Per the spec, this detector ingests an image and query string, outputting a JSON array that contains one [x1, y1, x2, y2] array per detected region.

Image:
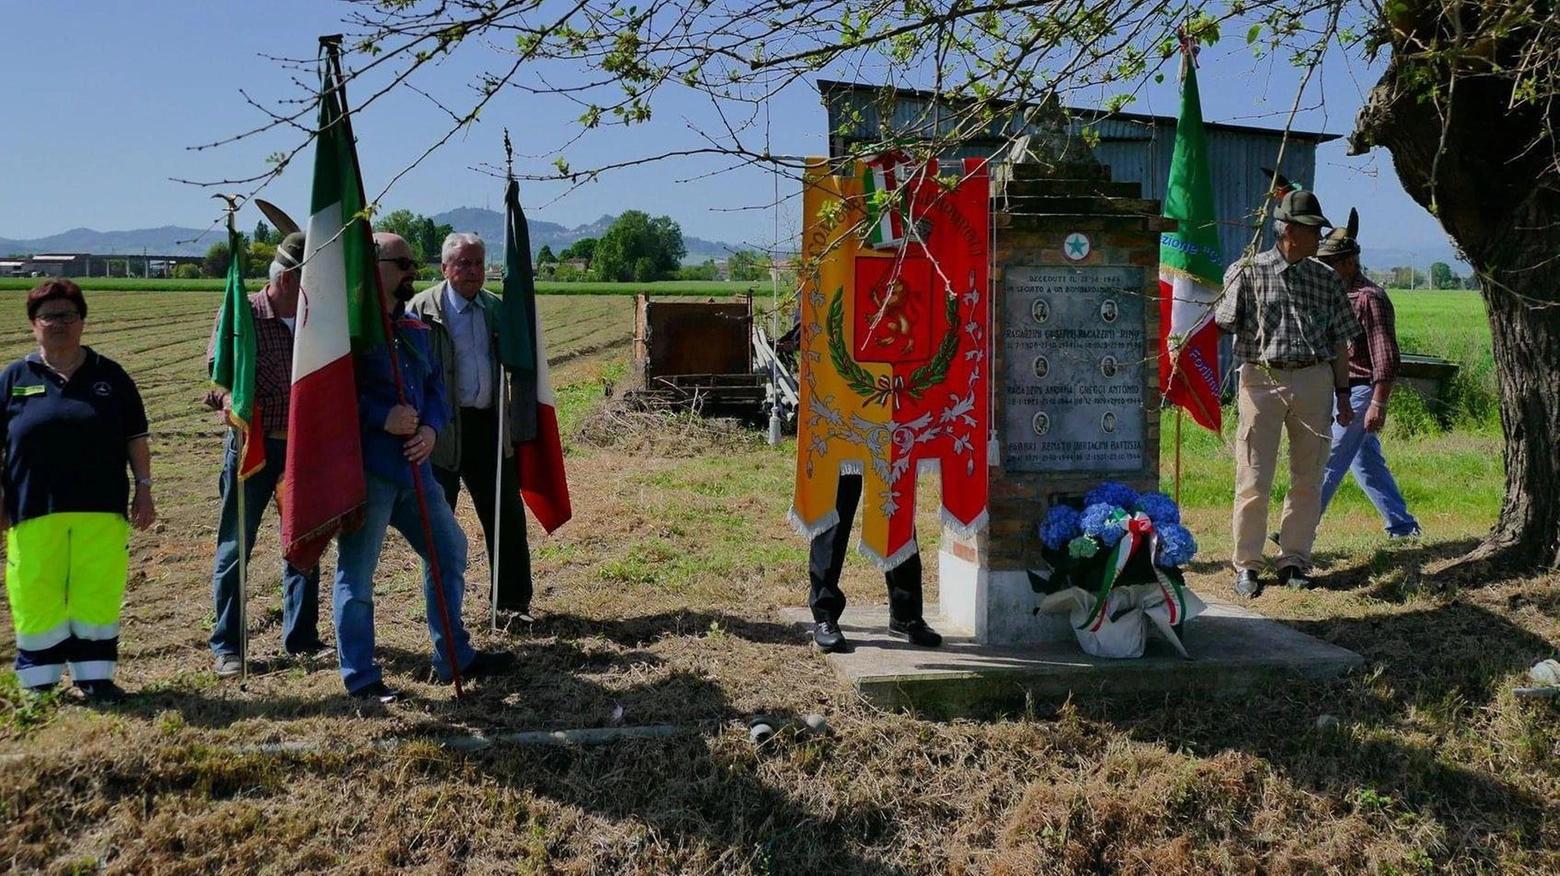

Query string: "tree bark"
[[1354, 45, 1560, 570]]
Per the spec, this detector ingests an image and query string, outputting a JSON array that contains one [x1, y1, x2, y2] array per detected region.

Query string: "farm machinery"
[[626, 293, 799, 432]]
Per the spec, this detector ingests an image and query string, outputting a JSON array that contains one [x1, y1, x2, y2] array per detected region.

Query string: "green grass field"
[[0, 288, 1554, 874]]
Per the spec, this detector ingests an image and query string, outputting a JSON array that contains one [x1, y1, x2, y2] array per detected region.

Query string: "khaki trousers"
[[1232, 363, 1335, 572]]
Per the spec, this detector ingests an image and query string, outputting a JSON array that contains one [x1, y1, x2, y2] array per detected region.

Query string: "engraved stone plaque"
[[1002, 264, 1146, 472]]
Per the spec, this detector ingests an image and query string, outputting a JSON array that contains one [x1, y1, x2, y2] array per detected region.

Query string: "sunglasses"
[[378, 257, 418, 271], [34, 311, 82, 325]]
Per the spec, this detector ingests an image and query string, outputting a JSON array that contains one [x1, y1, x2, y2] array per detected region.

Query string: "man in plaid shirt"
[[1316, 211, 1422, 538], [203, 233, 328, 676], [1214, 190, 1363, 598]]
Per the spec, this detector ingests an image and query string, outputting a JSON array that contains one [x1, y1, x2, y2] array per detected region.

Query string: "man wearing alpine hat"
[[1315, 209, 1422, 539], [1214, 189, 1363, 598]]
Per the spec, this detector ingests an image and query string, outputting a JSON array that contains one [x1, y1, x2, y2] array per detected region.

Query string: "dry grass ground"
[[0, 290, 1557, 875]]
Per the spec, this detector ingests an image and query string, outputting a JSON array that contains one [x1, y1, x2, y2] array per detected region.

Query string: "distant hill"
[[427, 207, 754, 263], [0, 225, 213, 257]]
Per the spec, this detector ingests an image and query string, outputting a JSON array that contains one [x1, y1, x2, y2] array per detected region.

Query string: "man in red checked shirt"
[[1316, 210, 1423, 538]]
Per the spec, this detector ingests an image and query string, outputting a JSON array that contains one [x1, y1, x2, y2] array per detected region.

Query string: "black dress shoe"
[[350, 681, 403, 704], [813, 620, 850, 653], [1278, 565, 1314, 590], [76, 680, 127, 705], [887, 618, 943, 648], [460, 650, 517, 681], [1234, 569, 1263, 598]]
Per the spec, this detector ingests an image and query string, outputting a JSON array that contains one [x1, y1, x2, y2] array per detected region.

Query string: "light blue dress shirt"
[[442, 282, 494, 410]]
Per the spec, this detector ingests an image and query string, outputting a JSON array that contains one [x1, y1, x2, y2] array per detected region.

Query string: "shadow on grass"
[[1064, 598, 1556, 864], [1311, 536, 1482, 598], [536, 609, 803, 647]]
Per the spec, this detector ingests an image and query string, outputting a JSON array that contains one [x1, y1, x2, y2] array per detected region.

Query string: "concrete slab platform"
[[782, 599, 1364, 717]]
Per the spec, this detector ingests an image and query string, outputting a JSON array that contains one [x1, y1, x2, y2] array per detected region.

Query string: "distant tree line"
[[200, 209, 788, 286], [1365, 261, 1479, 291]]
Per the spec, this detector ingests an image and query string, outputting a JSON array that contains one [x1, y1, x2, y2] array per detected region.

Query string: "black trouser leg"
[[885, 551, 924, 623], [458, 407, 534, 611], [432, 464, 462, 514], [808, 475, 864, 623], [807, 474, 924, 624]]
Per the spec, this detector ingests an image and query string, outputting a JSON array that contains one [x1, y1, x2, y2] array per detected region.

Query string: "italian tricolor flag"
[[861, 152, 914, 249], [499, 179, 571, 533], [210, 224, 266, 480], [281, 54, 375, 569], [1158, 50, 1224, 433]]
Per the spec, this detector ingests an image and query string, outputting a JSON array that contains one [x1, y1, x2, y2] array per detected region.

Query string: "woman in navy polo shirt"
[[0, 279, 155, 704]]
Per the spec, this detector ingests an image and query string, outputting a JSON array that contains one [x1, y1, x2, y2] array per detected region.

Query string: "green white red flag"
[[498, 179, 571, 532], [210, 224, 266, 479], [1158, 48, 1224, 433], [281, 49, 372, 569]]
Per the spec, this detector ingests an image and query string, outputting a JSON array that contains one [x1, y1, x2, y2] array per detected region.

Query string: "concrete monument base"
[[782, 599, 1363, 718]]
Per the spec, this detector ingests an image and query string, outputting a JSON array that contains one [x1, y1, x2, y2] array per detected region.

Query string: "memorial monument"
[[939, 134, 1174, 645]]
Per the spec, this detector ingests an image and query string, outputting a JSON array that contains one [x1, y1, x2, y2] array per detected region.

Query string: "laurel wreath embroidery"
[[826, 286, 960, 407]]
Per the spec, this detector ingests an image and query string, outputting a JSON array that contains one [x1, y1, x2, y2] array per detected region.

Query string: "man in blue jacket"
[[331, 232, 514, 703]]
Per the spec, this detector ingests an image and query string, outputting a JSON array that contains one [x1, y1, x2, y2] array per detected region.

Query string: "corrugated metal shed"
[[821, 79, 1338, 267]]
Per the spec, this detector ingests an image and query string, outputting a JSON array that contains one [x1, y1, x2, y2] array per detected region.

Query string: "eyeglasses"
[[34, 311, 81, 325], [378, 257, 418, 271], [447, 258, 483, 271]]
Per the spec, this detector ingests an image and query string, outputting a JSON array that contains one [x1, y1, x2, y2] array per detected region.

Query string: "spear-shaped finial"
[[503, 128, 515, 182]]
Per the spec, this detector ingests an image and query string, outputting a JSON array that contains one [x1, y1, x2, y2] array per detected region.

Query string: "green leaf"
[[1247, 24, 1261, 44]]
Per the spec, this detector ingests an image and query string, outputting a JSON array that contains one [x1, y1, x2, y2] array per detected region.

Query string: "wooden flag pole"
[[1174, 409, 1183, 506]]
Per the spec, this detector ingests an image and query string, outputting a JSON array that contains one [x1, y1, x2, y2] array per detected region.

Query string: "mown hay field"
[[1, 288, 1557, 875]]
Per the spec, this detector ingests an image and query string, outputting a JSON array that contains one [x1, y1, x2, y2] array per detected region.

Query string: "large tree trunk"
[[1353, 39, 1560, 570]]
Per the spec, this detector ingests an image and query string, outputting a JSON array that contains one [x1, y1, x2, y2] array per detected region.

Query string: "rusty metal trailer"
[[627, 293, 797, 425]]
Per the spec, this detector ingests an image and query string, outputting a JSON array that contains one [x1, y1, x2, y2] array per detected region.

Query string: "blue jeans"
[[333, 471, 476, 693], [210, 432, 322, 657], [1320, 385, 1421, 536]]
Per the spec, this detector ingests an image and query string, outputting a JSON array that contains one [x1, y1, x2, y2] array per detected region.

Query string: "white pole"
[[234, 428, 249, 682], [491, 369, 506, 633]]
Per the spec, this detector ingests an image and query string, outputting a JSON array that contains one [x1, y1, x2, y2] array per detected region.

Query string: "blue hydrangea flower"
[[1156, 523, 1198, 568], [1067, 535, 1100, 559], [1038, 505, 1082, 552], [1080, 503, 1126, 548], [1084, 481, 1139, 512], [1134, 492, 1181, 526]]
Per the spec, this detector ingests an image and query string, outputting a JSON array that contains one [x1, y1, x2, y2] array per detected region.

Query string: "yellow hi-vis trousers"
[[5, 512, 129, 688]]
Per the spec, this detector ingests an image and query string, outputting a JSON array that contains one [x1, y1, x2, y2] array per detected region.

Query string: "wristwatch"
[[135, 477, 154, 488]]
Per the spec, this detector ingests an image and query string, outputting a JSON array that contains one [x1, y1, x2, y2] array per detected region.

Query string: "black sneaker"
[[76, 680, 127, 705], [887, 618, 943, 648], [458, 650, 517, 682], [213, 654, 243, 678], [1234, 569, 1264, 599], [496, 608, 536, 626], [1268, 531, 1281, 548], [284, 642, 336, 662], [813, 620, 850, 653], [350, 681, 402, 704], [1278, 565, 1314, 590]]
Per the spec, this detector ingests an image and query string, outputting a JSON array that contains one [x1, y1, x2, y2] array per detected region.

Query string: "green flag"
[[210, 225, 263, 478], [308, 57, 385, 352], [1157, 52, 1224, 433], [497, 178, 537, 372]]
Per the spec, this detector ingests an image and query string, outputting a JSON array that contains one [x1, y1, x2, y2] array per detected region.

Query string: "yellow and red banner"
[[792, 156, 990, 568]]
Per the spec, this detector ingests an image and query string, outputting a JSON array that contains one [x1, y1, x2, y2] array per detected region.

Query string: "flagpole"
[[217, 196, 251, 685], [322, 37, 464, 698], [1174, 409, 1183, 507], [491, 370, 505, 633]]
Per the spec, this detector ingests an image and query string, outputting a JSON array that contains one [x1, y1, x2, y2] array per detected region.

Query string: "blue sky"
[[0, 1, 1450, 259]]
